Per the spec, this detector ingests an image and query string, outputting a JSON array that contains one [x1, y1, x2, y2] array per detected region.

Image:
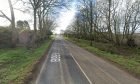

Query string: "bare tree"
[[29, 0, 42, 34], [65, 0, 140, 47], [0, 0, 17, 47]]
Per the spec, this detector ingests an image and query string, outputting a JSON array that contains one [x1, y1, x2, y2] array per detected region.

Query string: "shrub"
[[0, 26, 12, 48]]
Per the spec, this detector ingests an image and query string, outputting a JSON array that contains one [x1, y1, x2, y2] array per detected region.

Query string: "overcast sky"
[[0, 0, 32, 26], [55, 1, 77, 34]]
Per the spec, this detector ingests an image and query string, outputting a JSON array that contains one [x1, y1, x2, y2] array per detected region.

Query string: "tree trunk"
[[34, 9, 37, 34], [33, 8, 37, 47], [8, 0, 17, 47], [108, 0, 113, 42], [90, 1, 93, 46]]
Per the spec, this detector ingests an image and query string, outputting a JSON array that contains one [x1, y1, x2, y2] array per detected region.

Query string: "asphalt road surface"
[[35, 35, 140, 84]]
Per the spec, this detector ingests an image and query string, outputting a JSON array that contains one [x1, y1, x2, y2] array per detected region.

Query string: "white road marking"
[[51, 58, 60, 62], [68, 42, 121, 84], [35, 46, 52, 84], [70, 53, 93, 84], [35, 49, 61, 83], [50, 53, 61, 63]]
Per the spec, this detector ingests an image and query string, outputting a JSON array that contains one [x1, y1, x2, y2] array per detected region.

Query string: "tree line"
[[0, 0, 70, 48], [65, 0, 140, 47]]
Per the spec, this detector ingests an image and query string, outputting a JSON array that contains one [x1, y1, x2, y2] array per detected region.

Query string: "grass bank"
[[65, 37, 140, 78], [0, 39, 53, 84]]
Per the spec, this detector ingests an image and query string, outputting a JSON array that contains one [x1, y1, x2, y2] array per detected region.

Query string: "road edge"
[[25, 39, 54, 84]]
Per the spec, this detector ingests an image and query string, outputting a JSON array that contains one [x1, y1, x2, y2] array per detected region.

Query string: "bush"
[[127, 38, 136, 47], [0, 27, 12, 48]]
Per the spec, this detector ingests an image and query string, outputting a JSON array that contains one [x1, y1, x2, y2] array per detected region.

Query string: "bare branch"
[[0, 10, 12, 22]]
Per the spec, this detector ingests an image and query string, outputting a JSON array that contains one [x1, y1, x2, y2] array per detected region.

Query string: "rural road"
[[35, 35, 140, 84]]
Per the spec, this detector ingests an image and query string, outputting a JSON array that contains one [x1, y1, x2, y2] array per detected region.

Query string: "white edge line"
[[70, 53, 93, 84], [35, 45, 52, 84]]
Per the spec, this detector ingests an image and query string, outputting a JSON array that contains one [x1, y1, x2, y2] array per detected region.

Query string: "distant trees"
[[25, 0, 70, 46], [20, 0, 68, 47], [65, 0, 140, 47], [123, 0, 140, 46], [17, 20, 30, 29]]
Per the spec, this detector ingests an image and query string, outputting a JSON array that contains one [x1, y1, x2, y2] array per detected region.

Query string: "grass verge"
[[65, 37, 140, 78], [0, 39, 53, 84]]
